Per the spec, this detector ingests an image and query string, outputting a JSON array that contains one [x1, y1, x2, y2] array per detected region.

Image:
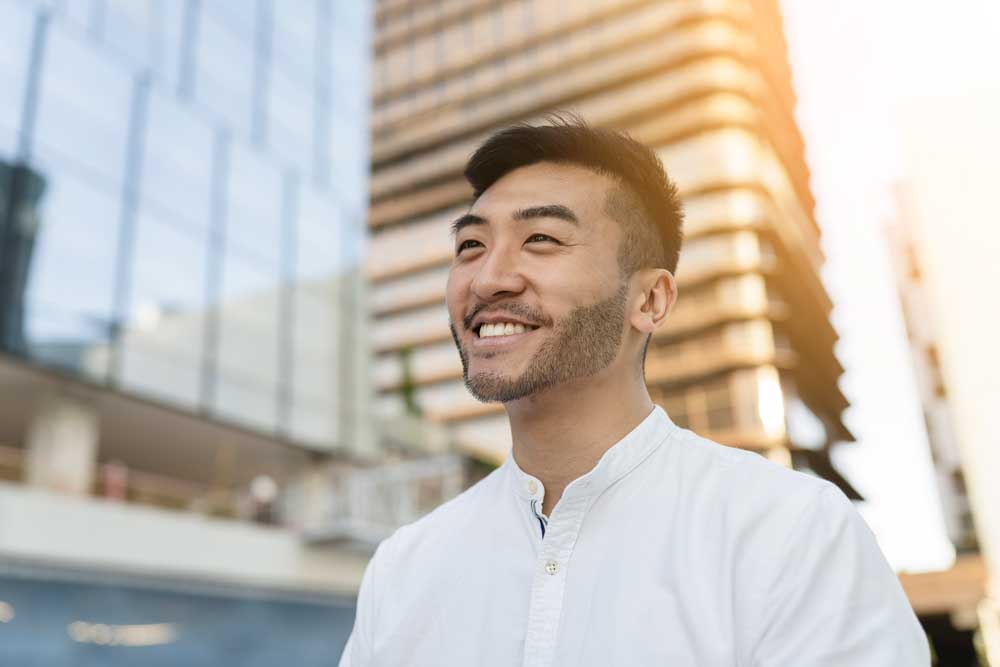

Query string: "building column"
[[24, 392, 99, 496]]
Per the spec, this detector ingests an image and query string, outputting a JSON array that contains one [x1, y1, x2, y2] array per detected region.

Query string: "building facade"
[[0, 1, 373, 663], [368, 0, 856, 494]]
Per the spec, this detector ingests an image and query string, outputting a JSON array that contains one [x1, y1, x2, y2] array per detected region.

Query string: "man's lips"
[[469, 326, 538, 349]]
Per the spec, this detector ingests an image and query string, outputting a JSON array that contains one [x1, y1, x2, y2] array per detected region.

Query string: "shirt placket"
[[521, 492, 591, 667]]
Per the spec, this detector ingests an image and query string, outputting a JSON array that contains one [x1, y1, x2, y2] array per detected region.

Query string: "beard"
[[449, 282, 629, 403]]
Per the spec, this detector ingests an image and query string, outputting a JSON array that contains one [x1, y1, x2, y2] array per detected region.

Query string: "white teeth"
[[479, 322, 532, 338]]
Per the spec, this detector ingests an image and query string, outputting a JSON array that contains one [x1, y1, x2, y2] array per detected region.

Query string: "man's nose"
[[470, 246, 526, 301]]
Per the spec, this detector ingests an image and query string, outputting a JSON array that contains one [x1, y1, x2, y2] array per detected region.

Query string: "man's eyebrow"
[[450, 205, 578, 237], [512, 204, 579, 225], [450, 213, 487, 236]]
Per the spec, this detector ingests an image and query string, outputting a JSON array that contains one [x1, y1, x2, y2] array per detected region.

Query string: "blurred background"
[[0, 0, 996, 664]]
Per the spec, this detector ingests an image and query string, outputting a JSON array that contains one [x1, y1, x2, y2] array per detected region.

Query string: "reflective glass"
[[288, 185, 341, 445], [194, 6, 253, 138], [273, 1, 316, 78], [214, 253, 281, 432], [32, 27, 132, 190], [118, 209, 209, 408], [51, 0, 96, 31], [0, 1, 32, 159], [22, 168, 121, 381], [268, 65, 312, 168], [104, 0, 157, 68], [142, 90, 214, 231], [226, 142, 283, 268]]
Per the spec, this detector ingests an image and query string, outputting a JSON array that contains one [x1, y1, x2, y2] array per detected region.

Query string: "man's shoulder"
[[663, 426, 843, 524]]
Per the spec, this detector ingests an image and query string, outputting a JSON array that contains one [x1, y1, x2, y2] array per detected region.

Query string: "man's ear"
[[629, 269, 677, 335]]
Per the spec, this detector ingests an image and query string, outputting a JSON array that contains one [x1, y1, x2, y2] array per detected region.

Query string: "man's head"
[[446, 117, 683, 404]]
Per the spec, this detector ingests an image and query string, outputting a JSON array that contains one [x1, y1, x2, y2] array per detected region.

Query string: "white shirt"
[[339, 407, 928, 666]]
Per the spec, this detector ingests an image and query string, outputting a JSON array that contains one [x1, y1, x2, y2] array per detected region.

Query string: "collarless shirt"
[[339, 407, 928, 666]]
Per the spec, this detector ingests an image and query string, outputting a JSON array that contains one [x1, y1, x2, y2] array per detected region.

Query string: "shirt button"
[[527, 480, 538, 495], [544, 559, 559, 575]]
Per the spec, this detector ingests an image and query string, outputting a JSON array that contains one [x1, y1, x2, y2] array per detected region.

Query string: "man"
[[340, 119, 928, 666]]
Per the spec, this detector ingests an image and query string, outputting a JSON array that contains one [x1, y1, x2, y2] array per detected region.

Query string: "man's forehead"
[[469, 162, 614, 216]]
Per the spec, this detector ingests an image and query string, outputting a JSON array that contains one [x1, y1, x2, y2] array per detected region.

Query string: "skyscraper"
[[368, 0, 856, 495]]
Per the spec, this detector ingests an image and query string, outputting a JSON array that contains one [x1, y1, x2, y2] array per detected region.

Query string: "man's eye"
[[526, 234, 557, 244], [456, 239, 483, 253]]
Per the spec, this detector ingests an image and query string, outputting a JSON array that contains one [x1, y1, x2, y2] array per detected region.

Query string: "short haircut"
[[464, 114, 684, 275]]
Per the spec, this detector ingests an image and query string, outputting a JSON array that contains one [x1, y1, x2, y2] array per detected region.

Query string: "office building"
[[368, 0, 857, 495], [890, 93, 1000, 665], [0, 1, 374, 663]]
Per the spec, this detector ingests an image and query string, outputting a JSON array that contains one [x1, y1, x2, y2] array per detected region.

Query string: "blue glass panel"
[[51, 0, 96, 31], [104, 0, 156, 68], [268, 66, 312, 168], [141, 90, 214, 231], [272, 1, 316, 82], [194, 5, 254, 138], [295, 186, 340, 281], [21, 169, 121, 381], [32, 26, 132, 190], [0, 1, 33, 159], [225, 143, 282, 268], [288, 185, 340, 446], [214, 252, 281, 432], [117, 209, 208, 408]]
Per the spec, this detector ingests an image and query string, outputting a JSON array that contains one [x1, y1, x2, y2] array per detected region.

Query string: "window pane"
[[33, 26, 132, 190], [118, 211, 209, 408], [226, 143, 283, 268], [268, 66, 312, 167], [105, 0, 157, 68], [22, 169, 121, 381], [214, 254, 280, 432], [194, 6, 254, 137], [0, 1, 33, 159], [142, 90, 214, 231]]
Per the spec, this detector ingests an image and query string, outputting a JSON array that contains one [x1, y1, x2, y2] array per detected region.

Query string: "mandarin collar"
[[507, 405, 677, 503]]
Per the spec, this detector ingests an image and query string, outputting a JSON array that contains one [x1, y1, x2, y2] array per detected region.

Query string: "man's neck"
[[506, 371, 654, 517]]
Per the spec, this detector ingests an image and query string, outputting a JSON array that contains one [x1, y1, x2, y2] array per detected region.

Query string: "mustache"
[[462, 302, 552, 331]]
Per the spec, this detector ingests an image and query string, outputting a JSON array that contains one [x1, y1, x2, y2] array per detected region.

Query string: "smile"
[[471, 321, 540, 348]]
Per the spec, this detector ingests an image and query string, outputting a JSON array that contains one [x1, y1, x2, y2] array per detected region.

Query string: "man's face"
[[446, 162, 632, 403]]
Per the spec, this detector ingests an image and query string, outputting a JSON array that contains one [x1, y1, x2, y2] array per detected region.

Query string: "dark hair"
[[464, 114, 684, 275]]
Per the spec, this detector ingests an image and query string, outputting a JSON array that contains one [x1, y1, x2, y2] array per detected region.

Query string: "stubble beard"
[[449, 282, 630, 403]]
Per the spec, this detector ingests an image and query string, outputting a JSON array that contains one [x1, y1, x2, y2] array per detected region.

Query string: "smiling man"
[[339, 119, 928, 666]]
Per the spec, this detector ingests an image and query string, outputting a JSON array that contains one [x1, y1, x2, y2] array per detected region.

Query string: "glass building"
[[0, 0, 371, 450], [0, 1, 373, 663]]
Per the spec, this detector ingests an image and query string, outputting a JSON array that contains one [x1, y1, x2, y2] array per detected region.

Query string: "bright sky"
[[778, 0, 1000, 572]]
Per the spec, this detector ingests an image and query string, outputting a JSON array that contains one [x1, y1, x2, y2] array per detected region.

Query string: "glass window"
[[32, 26, 132, 191], [273, 1, 316, 81], [295, 187, 340, 282], [22, 169, 122, 381], [104, 0, 156, 68], [154, 0, 186, 91], [117, 210, 209, 408], [226, 143, 283, 268], [213, 252, 281, 432], [268, 66, 312, 168], [141, 90, 214, 231], [288, 185, 341, 446], [0, 1, 33, 159], [52, 0, 96, 32], [194, 6, 254, 137]]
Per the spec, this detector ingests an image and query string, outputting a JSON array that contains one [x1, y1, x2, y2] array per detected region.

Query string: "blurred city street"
[[0, 0, 997, 664]]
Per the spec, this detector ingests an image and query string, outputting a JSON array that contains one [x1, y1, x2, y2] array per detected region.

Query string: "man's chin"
[[465, 370, 540, 404]]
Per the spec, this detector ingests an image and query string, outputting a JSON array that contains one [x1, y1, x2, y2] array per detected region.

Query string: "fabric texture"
[[339, 406, 929, 666]]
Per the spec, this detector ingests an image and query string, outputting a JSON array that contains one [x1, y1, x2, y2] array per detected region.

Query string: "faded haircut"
[[463, 114, 684, 276]]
